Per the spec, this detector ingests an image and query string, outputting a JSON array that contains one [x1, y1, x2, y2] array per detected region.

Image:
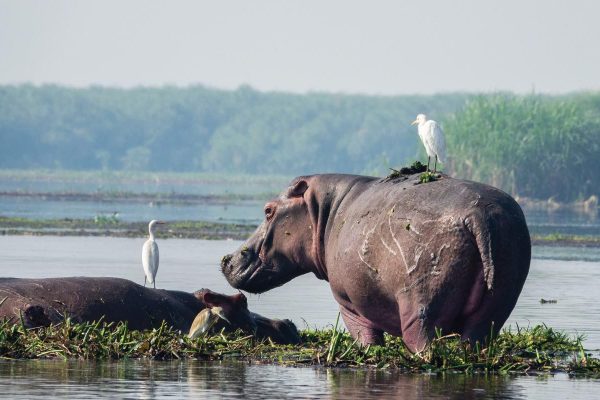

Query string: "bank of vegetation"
[[1, 85, 599, 202], [445, 94, 600, 202], [0, 317, 597, 376]]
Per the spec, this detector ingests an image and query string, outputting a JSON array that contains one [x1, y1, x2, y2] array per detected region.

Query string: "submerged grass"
[[1, 318, 598, 376]]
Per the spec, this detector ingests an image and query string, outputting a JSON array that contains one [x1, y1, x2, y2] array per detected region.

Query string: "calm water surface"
[[1, 236, 600, 398], [0, 359, 598, 399], [0, 195, 264, 224]]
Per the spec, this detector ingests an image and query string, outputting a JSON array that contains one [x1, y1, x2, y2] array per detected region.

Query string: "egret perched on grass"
[[188, 307, 231, 339], [142, 220, 166, 289], [411, 114, 447, 173]]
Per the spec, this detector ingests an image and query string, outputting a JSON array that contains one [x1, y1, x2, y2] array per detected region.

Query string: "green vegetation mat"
[[0, 317, 598, 376], [0, 216, 257, 240]]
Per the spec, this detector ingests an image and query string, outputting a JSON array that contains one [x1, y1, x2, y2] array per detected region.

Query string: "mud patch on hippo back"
[[357, 225, 379, 274], [356, 206, 466, 292]]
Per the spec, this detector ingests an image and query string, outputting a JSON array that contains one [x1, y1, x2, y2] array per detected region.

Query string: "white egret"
[[411, 114, 447, 173], [188, 307, 231, 339], [142, 219, 166, 289]]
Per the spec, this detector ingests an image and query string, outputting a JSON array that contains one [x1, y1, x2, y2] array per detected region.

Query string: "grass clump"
[[1, 318, 599, 376], [94, 212, 120, 225], [387, 161, 428, 180], [419, 171, 439, 184]]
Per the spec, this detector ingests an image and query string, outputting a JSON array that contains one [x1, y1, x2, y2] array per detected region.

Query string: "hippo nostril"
[[221, 254, 233, 269]]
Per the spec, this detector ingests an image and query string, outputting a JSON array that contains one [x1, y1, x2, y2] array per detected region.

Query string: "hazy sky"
[[1, 0, 598, 94]]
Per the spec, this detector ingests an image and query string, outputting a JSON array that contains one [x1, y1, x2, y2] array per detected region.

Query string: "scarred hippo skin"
[[0, 277, 300, 344], [221, 173, 531, 352]]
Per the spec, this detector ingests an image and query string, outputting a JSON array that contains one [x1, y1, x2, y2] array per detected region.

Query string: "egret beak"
[[156, 221, 166, 225], [411, 119, 419, 126], [212, 306, 231, 324]]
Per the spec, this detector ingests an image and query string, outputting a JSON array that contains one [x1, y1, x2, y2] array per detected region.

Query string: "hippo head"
[[221, 178, 317, 293], [194, 289, 257, 332]]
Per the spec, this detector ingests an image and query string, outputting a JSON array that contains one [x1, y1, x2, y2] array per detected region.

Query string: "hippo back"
[[0, 277, 203, 330]]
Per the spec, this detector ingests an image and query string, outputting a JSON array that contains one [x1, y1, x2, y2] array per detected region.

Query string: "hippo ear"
[[233, 292, 248, 309], [203, 292, 226, 308], [287, 180, 308, 198]]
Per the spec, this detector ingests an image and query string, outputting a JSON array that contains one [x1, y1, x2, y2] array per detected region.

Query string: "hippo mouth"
[[222, 252, 286, 294], [222, 252, 264, 290]]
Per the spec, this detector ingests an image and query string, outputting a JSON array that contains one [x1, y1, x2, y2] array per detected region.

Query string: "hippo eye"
[[264, 205, 275, 220]]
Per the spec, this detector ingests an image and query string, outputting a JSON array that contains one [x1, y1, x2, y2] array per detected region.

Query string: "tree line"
[[0, 84, 466, 175], [1, 84, 598, 200]]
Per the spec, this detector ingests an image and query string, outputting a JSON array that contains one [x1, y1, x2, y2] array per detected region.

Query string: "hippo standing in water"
[[0, 277, 300, 344], [221, 173, 531, 352]]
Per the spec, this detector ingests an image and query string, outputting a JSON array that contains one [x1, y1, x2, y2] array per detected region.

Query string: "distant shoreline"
[[1, 216, 599, 247], [0, 216, 256, 240], [0, 168, 597, 214], [0, 190, 273, 204]]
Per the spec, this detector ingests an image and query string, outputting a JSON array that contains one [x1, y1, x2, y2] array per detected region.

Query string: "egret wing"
[[142, 240, 159, 283], [418, 124, 434, 157], [429, 121, 447, 164]]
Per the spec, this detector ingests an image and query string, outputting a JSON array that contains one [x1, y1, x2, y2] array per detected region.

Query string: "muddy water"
[[1, 235, 599, 398]]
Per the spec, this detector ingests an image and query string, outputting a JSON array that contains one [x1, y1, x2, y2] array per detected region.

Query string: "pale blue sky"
[[0, 0, 598, 94]]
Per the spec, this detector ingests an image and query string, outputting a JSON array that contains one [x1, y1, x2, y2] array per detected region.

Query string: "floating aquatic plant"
[[0, 318, 598, 376]]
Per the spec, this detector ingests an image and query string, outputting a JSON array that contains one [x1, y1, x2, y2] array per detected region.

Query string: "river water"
[[2, 176, 599, 236], [0, 359, 597, 399], [1, 236, 600, 398]]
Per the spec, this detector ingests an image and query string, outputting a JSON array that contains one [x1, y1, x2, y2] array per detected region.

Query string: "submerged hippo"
[[0, 277, 300, 344], [222, 173, 531, 351]]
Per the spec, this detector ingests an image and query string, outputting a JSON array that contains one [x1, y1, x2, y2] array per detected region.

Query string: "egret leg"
[[144, 276, 146, 287], [433, 156, 438, 173], [427, 156, 431, 172], [153, 281, 156, 289]]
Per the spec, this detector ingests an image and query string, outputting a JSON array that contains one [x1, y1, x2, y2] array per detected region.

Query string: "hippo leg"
[[399, 313, 430, 353], [460, 290, 517, 345], [340, 307, 384, 345]]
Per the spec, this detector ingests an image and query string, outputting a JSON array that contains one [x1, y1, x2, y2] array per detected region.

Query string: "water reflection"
[[2, 359, 598, 399], [325, 369, 524, 399]]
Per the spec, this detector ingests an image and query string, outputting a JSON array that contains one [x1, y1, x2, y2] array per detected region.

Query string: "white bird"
[[188, 306, 231, 339], [142, 219, 166, 289], [411, 114, 447, 173]]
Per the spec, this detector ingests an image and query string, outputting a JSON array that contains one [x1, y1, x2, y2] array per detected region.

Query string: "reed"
[[446, 94, 600, 202]]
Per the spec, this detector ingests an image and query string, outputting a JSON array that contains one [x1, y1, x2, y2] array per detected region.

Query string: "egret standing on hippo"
[[412, 113, 446, 173], [142, 219, 166, 288], [221, 169, 530, 352]]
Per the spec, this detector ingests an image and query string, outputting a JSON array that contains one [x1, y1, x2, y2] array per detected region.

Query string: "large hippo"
[[0, 277, 300, 344], [221, 173, 531, 352]]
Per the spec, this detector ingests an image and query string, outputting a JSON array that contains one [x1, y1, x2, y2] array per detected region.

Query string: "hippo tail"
[[466, 210, 496, 291], [465, 200, 531, 292]]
